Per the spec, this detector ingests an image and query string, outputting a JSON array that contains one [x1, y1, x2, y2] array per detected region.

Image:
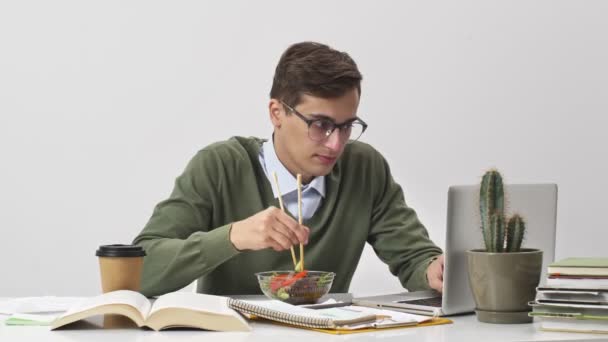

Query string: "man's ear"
[[268, 99, 283, 128]]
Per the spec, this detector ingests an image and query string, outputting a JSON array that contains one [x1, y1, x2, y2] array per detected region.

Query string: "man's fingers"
[[434, 256, 445, 290], [426, 256, 444, 293], [270, 219, 300, 246], [269, 240, 284, 252], [274, 210, 310, 244], [266, 227, 293, 250], [430, 270, 443, 292], [298, 225, 310, 244], [271, 214, 301, 245]]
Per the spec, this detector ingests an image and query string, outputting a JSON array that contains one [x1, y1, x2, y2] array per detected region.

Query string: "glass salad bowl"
[[255, 270, 335, 305]]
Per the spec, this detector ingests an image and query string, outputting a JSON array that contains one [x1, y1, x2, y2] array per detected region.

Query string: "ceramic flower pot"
[[466, 248, 542, 323]]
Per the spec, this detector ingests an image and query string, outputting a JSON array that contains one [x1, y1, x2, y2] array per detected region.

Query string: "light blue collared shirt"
[[259, 138, 325, 220]]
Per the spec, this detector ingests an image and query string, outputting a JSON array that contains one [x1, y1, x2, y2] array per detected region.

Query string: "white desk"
[[1, 312, 606, 341]]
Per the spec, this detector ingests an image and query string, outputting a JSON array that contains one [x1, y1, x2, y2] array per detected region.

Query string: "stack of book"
[[530, 257, 608, 334]]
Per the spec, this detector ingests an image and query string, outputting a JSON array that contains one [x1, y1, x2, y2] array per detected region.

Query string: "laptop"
[[352, 184, 558, 316]]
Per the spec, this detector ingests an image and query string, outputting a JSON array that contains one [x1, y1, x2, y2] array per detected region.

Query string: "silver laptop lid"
[[442, 184, 558, 315]]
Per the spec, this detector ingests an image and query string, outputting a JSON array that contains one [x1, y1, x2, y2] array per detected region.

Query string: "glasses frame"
[[280, 101, 368, 143]]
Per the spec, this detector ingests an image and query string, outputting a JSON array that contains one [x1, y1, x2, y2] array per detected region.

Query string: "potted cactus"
[[466, 170, 543, 324]]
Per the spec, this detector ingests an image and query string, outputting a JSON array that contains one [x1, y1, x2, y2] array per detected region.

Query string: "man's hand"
[[426, 254, 444, 293], [229, 207, 310, 251]]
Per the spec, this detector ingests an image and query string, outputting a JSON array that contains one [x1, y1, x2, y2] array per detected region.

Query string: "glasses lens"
[[347, 122, 364, 142], [308, 120, 334, 141], [308, 120, 366, 143]]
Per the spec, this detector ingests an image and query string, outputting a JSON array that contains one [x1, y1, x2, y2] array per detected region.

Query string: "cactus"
[[489, 212, 505, 252], [479, 170, 526, 252], [480, 170, 504, 251], [506, 214, 526, 252]]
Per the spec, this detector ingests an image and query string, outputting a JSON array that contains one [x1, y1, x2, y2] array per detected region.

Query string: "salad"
[[257, 271, 335, 303]]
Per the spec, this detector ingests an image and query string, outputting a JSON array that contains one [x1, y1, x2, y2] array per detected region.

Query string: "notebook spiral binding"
[[227, 298, 336, 329]]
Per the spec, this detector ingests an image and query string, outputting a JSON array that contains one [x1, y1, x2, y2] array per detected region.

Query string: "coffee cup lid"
[[96, 244, 146, 257]]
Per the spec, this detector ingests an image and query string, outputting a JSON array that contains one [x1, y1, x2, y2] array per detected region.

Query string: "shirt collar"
[[262, 137, 326, 198]]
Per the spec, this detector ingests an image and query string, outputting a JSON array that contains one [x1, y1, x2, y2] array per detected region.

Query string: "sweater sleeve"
[[367, 152, 443, 291], [132, 149, 240, 297]]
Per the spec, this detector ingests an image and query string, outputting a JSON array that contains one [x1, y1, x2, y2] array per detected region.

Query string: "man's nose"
[[324, 129, 344, 152]]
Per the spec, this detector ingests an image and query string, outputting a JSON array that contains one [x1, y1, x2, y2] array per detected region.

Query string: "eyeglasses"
[[280, 101, 368, 143]]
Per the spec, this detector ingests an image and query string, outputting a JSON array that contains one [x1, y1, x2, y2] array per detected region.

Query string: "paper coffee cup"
[[96, 244, 146, 293]]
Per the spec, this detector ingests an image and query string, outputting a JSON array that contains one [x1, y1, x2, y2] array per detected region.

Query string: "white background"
[[1, 0, 606, 296]]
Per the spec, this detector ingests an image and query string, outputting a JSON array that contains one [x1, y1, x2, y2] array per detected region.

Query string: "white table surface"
[[2, 295, 607, 342], [2, 311, 608, 341]]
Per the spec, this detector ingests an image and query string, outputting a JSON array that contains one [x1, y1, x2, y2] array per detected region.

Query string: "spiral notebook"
[[227, 298, 448, 331]]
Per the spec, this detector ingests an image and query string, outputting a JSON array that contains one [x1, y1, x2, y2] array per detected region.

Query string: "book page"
[[551, 257, 608, 268], [150, 292, 235, 317], [340, 306, 433, 328], [533, 301, 608, 310], [145, 293, 250, 331], [5, 313, 60, 326], [0, 296, 84, 314], [61, 290, 151, 319], [300, 306, 434, 331], [541, 317, 608, 332]]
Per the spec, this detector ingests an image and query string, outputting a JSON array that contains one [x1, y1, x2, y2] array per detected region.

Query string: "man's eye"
[[313, 120, 334, 131]]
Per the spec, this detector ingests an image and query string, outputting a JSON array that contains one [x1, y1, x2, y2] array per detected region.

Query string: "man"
[[133, 41, 444, 297]]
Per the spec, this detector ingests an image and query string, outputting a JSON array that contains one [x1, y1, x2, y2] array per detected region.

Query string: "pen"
[[303, 301, 353, 310]]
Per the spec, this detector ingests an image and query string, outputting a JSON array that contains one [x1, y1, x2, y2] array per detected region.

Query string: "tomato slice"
[[270, 274, 289, 292], [279, 270, 308, 288]]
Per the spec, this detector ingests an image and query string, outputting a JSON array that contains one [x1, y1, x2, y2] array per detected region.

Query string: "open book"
[[50, 290, 251, 331]]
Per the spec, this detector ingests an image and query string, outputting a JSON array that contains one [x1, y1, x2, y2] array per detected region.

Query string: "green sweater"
[[133, 136, 442, 297]]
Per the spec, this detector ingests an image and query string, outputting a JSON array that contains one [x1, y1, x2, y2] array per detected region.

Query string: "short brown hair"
[[270, 42, 362, 107]]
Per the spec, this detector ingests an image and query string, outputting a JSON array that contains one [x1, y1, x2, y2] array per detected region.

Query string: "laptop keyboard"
[[398, 296, 443, 307]]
